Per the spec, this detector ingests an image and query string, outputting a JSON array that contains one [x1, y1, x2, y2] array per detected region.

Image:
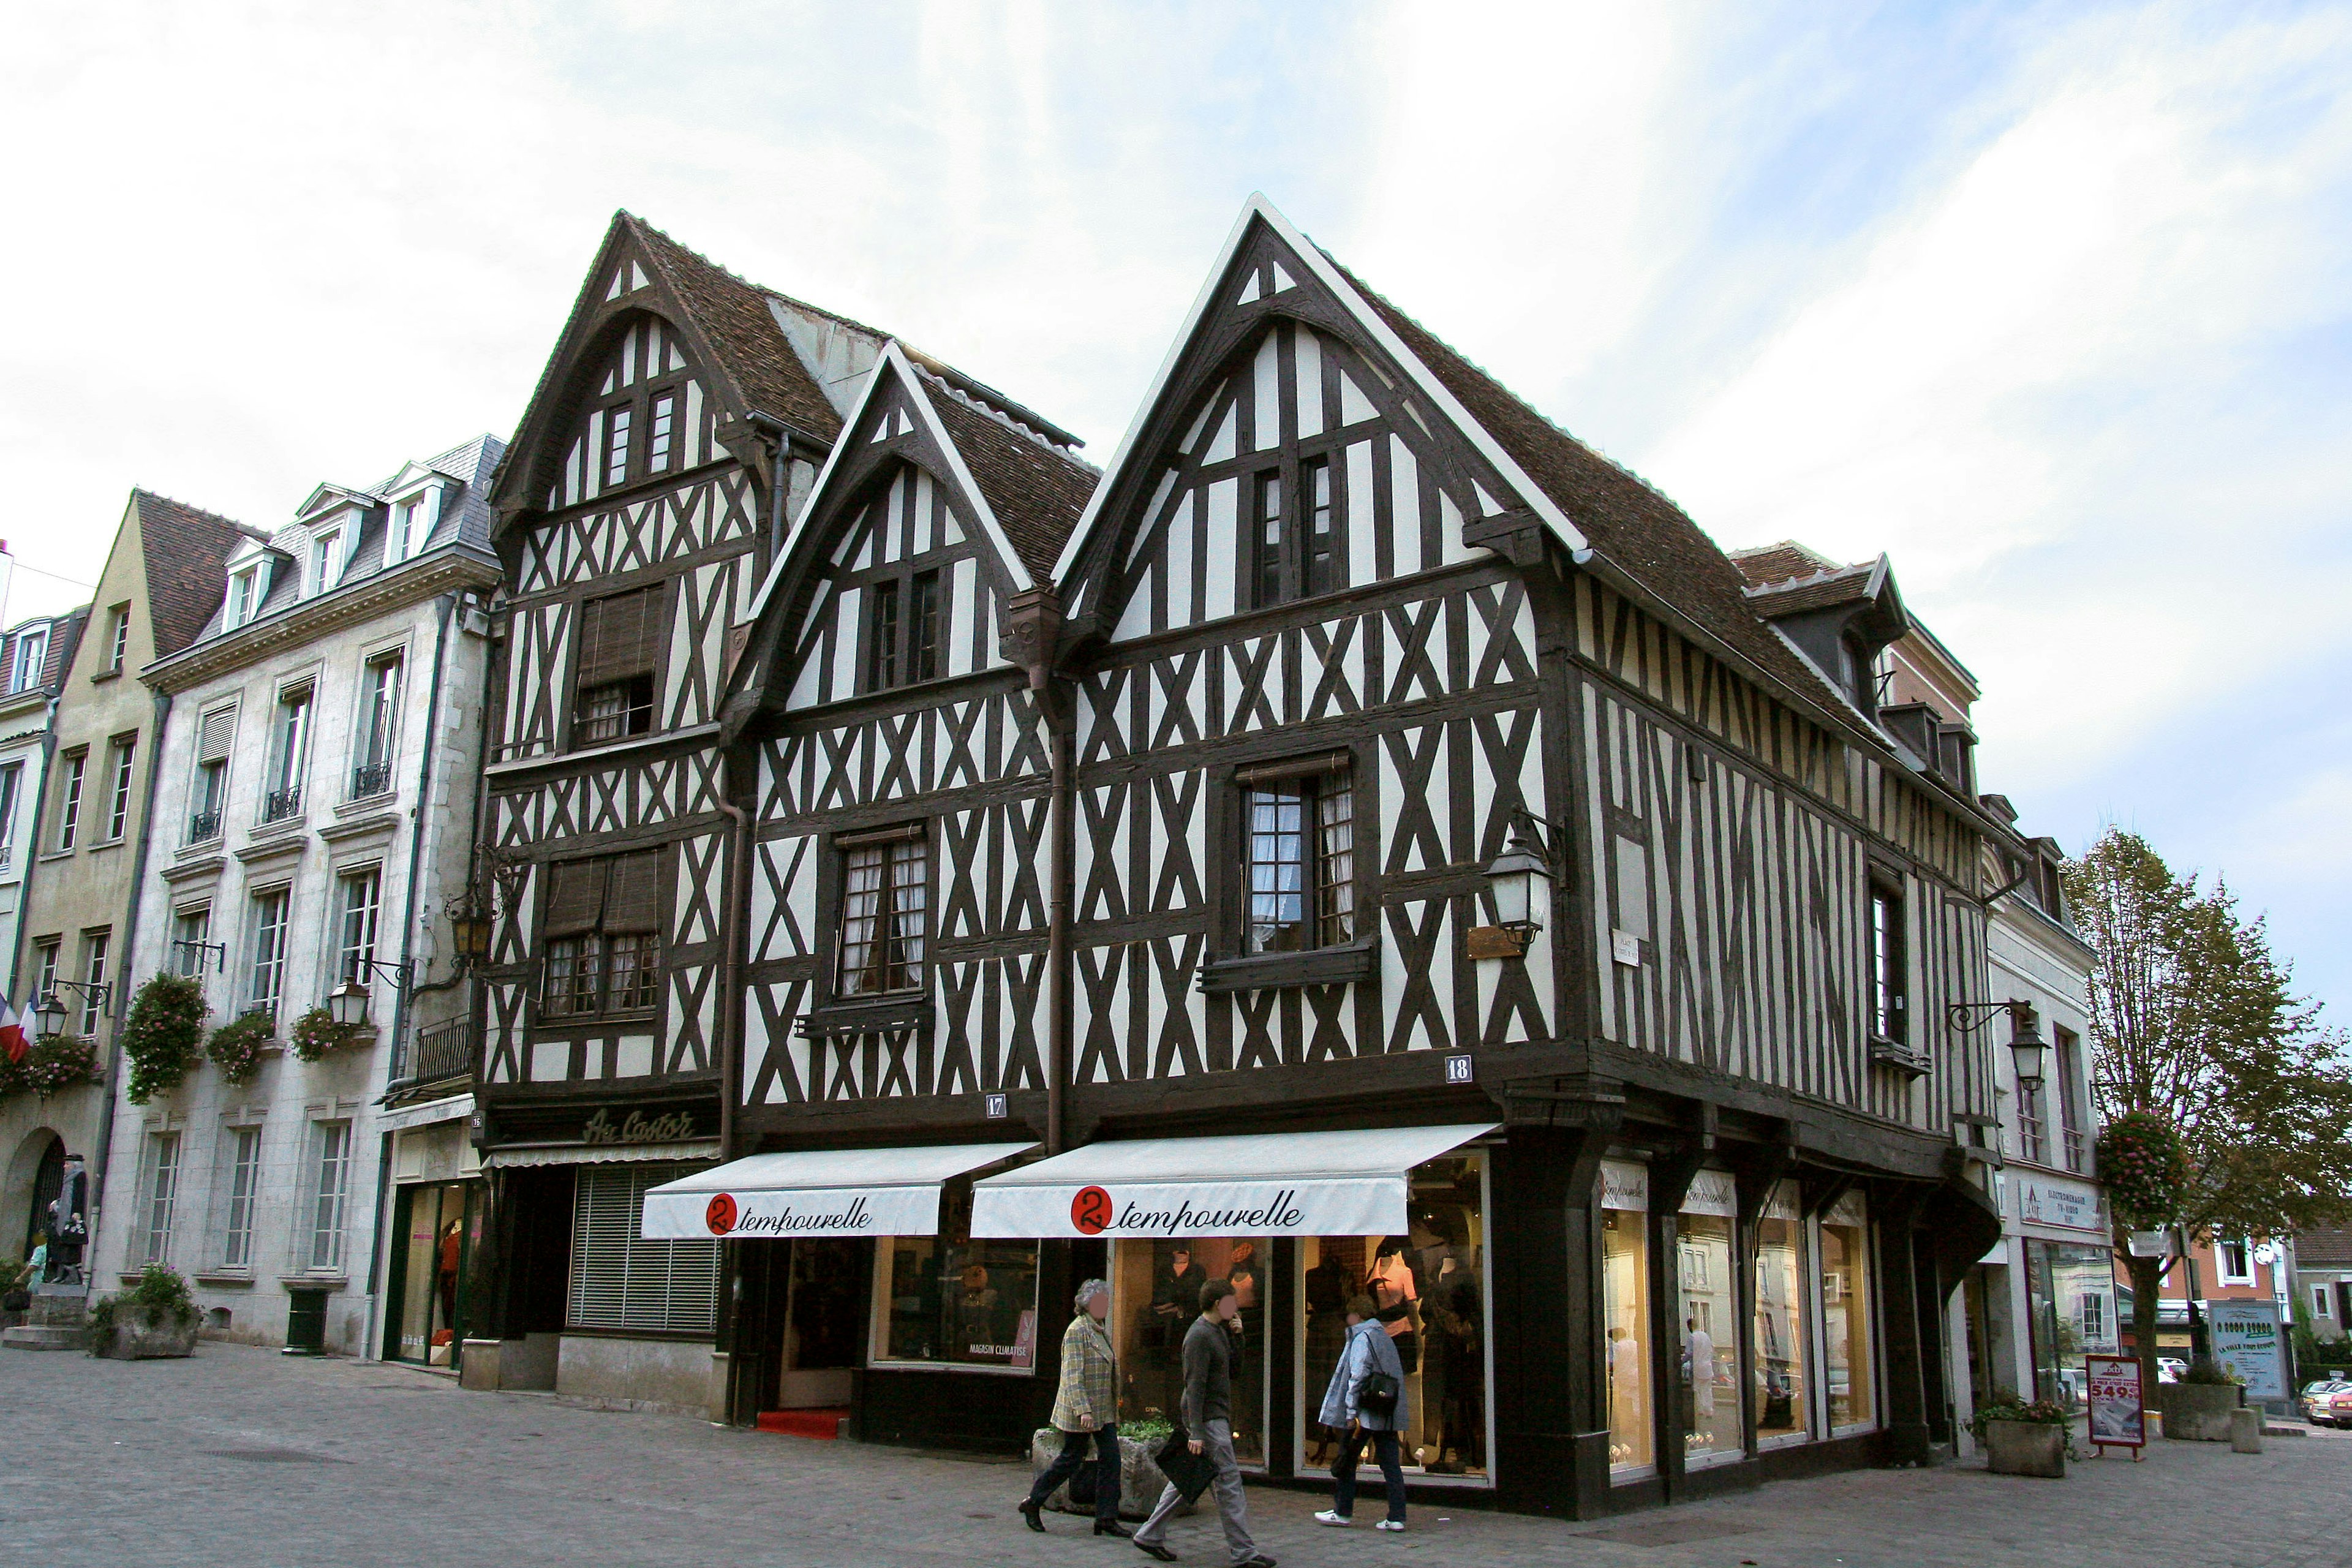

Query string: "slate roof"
[[918, 369, 1098, 584], [1728, 540, 1845, 589], [2299, 1227, 2352, 1271], [0, 606, 88, 696], [1332, 261, 1856, 726], [629, 218, 848, 444], [131, 491, 258, 657]]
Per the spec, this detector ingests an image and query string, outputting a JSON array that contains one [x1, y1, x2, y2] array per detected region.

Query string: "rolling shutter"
[[567, 1163, 719, 1333], [543, 859, 607, 938], [576, 585, 665, 687], [604, 850, 663, 933], [197, 707, 238, 762]]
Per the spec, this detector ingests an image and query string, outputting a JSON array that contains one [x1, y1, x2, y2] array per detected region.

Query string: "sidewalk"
[[1, 1344, 2342, 1567]]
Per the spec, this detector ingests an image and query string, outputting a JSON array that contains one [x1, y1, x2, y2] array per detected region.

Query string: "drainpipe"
[[1009, 587, 1070, 1156], [715, 794, 750, 1163], [88, 687, 173, 1254]]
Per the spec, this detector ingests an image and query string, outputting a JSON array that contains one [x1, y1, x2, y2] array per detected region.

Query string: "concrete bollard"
[[2230, 1406, 2263, 1453]]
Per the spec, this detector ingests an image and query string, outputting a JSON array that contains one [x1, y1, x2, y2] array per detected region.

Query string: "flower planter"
[[1983, 1418, 2065, 1477], [1030, 1430, 1194, 1521], [97, 1307, 198, 1360], [2161, 1382, 2242, 1442]]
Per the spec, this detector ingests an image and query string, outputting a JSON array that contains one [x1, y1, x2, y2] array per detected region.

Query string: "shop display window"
[[393, 1181, 474, 1365], [1112, 1235, 1271, 1464], [1296, 1151, 1488, 1480], [1677, 1171, 1740, 1466], [1819, 1192, 1875, 1433], [1600, 1159, 1653, 1480], [2026, 1239, 2114, 1409], [1751, 1181, 1811, 1447], [870, 1179, 1039, 1371]]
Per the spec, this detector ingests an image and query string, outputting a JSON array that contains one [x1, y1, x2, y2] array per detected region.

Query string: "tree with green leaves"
[[2068, 827, 2352, 1387]]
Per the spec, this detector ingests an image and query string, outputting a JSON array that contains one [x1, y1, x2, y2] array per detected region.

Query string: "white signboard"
[[1680, 1169, 1738, 1219], [2210, 1299, 2286, 1401], [1599, 1159, 1648, 1213], [643, 1183, 937, 1240], [2086, 1354, 2144, 1450], [2014, 1174, 2104, 1235]]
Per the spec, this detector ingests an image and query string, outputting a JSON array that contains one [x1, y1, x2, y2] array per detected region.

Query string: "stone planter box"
[[2162, 1382, 2243, 1442], [1983, 1419, 2065, 1477], [96, 1308, 198, 1360], [1030, 1430, 1195, 1521]]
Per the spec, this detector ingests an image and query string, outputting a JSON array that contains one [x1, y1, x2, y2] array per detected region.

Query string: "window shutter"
[[543, 859, 608, 938], [567, 1163, 718, 1335], [197, 708, 237, 762], [604, 850, 663, 933], [576, 586, 663, 687]]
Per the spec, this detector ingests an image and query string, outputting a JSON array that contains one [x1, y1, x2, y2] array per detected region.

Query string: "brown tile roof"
[[2299, 1227, 2352, 1270], [1744, 567, 1877, 619], [1332, 261, 1848, 721], [627, 216, 846, 444], [1729, 540, 1847, 589], [919, 371, 1098, 584], [130, 491, 253, 657]]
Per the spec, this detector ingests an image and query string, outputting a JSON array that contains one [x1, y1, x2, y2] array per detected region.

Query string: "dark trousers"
[[1029, 1425, 1121, 1521], [1333, 1427, 1405, 1522]]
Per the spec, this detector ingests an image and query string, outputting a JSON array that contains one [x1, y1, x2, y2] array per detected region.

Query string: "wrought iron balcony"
[[2015, 1112, 2049, 1166], [395, 1017, 475, 1085], [350, 761, 394, 800], [187, 810, 222, 843], [260, 786, 302, 824], [2062, 1127, 2087, 1174]]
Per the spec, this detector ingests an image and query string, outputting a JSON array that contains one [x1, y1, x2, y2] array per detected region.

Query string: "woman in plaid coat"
[[1019, 1278, 1129, 1538]]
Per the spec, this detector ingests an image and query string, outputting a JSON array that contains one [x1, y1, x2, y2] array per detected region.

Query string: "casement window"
[[1251, 456, 1341, 608], [312, 529, 344, 594], [10, 626, 49, 692], [865, 569, 943, 693], [2216, 1238, 2255, 1286], [0, 760, 20, 867], [336, 868, 381, 986], [264, 684, 312, 821], [2315, 1285, 2334, 1320], [2079, 1291, 2106, 1343], [605, 402, 633, 489], [105, 603, 130, 672], [33, 940, 59, 1009], [541, 850, 664, 1019], [190, 706, 235, 842], [305, 1121, 352, 1272], [77, 930, 108, 1035], [172, 906, 211, 978], [141, 1131, 181, 1265], [227, 568, 259, 628], [248, 888, 290, 1019], [55, 750, 86, 850], [567, 1162, 719, 1333], [389, 496, 421, 562], [1869, 880, 1907, 1043], [572, 585, 663, 747], [835, 825, 927, 997], [2053, 1027, 2086, 1171], [1239, 755, 1355, 953], [221, 1124, 261, 1268], [104, 732, 137, 840], [352, 653, 402, 798], [647, 389, 678, 475]]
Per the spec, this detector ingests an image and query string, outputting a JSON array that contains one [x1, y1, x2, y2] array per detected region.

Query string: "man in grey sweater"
[[1133, 1278, 1275, 1567]]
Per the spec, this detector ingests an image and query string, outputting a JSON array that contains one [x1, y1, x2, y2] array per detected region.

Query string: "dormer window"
[[312, 530, 344, 593], [390, 497, 420, 563], [228, 568, 260, 628], [9, 627, 46, 692]]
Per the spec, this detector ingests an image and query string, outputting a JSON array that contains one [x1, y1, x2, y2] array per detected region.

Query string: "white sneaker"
[[1313, 1510, 1352, 1527], [1376, 1520, 1406, 1532]]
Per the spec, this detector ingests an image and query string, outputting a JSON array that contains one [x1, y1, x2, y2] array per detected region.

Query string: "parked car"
[[2324, 1388, 2352, 1428], [2298, 1379, 2351, 1425], [2157, 1357, 2188, 1384]]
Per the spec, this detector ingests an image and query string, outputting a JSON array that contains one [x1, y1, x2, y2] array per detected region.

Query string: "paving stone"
[[0, 1344, 2344, 1567]]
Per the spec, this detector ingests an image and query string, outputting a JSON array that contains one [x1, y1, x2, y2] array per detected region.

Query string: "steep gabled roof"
[[918, 370, 1096, 584], [130, 491, 254, 658], [628, 218, 846, 443]]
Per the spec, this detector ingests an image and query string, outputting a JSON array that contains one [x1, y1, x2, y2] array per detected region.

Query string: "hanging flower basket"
[[287, 1006, 372, 1063], [122, 974, 208, 1104], [206, 1012, 277, 1085], [0, 1036, 102, 1103]]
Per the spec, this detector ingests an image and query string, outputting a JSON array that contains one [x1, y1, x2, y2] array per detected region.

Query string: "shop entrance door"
[[388, 1182, 474, 1366], [778, 1237, 863, 1408]]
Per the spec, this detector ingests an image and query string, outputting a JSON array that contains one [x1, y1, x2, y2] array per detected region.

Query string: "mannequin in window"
[[1146, 1243, 1205, 1416], [1303, 1248, 1354, 1464], [1227, 1241, 1264, 1452], [956, 1263, 1003, 1354], [1427, 1246, 1483, 1472], [1368, 1237, 1419, 1371]]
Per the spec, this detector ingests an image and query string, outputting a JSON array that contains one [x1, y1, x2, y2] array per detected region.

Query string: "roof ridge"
[[1743, 562, 1872, 597], [132, 488, 247, 530], [909, 363, 1098, 473]]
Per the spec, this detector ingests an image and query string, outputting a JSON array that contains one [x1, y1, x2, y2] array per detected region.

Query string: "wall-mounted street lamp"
[[32, 981, 111, 1040], [1949, 998, 2045, 1090], [1469, 808, 1570, 960], [326, 960, 412, 1030]]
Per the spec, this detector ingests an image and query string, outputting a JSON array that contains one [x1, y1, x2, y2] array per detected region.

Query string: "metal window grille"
[[250, 891, 289, 1017], [836, 835, 927, 995], [309, 1122, 350, 1272], [143, 1133, 179, 1265], [223, 1126, 260, 1268], [567, 1163, 719, 1333]]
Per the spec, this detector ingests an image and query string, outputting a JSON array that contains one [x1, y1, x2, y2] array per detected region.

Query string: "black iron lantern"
[[326, 978, 372, 1029]]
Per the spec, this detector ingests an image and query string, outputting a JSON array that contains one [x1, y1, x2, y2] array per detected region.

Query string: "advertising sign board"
[[2209, 1299, 2286, 1401], [2086, 1354, 2144, 1453]]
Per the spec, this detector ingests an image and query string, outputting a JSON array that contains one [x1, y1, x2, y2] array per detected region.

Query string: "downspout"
[[89, 688, 173, 1246], [1046, 702, 1071, 1155]]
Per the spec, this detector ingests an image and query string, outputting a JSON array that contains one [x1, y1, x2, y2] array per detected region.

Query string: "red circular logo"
[[1070, 1186, 1114, 1236], [705, 1193, 739, 1235]]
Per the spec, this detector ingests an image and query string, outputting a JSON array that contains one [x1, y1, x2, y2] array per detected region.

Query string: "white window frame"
[[335, 865, 381, 988], [2216, 1238, 2256, 1286], [12, 627, 48, 692], [221, 1123, 262, 1270], [2314, 1284, 2333, 1319], [106, 604, 130, 672], [104, 733, 137, 841], [172, 905, 212, 979], [357, 651, 405, 779], [304, 1120, 353, 1273], [271, 682, 314, 800], [141, 1131, 181, 1266], [55, 750, 86, 850], [312, 529, 344, 594], [78, 930, 109, 1035], [227, 567, 260, 628], [249, 888, 291, 1019]]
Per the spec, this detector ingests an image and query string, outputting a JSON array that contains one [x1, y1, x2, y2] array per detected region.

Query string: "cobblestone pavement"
[[1, 1345, 2345, 1568]]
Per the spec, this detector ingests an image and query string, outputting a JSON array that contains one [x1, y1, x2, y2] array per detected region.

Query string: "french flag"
[[0, 997, 28, 1065]]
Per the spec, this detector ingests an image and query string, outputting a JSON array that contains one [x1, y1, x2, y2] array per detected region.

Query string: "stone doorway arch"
[[6, 1127, 66, 1262]]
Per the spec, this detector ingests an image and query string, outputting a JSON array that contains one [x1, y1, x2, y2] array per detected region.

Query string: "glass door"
[[391, 1182, 472, 1365]]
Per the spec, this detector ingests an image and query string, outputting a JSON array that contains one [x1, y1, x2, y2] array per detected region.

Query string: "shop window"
[[1600, 1160, 1653, 1480], [1238, 754, 1355, 954], [2026, 1238, 2113, 1406], [1114, 1234, 1270, 1466], [1678, 1170, 1740, 1467], [394, 1182, 473, 1365], [1751, 1180, 1811, 1447], [835, 826, 927, 997], [541, 851, 665, 1019], [869, 1178, 1038, 1370], [1297, 1150, 1488, 1479], [1819, 1192, 1875, 1433], [569, 1163, 720, 1333], [572, 584, 664, 747]]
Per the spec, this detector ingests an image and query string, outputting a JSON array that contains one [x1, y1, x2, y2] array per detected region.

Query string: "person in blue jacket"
[[1313, 1294, 1409, 1531]]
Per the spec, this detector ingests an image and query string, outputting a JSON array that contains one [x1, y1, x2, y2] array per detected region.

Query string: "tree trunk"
[[2128, 1254, 2162, 1392]]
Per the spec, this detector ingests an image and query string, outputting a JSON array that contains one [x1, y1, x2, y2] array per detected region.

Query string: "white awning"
[[641, 1142, 1037, 1240], [970, 1124, 1498, 1240]]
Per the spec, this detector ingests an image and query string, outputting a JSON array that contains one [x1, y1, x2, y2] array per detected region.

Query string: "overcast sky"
[[5, 2, 2346, 1020]]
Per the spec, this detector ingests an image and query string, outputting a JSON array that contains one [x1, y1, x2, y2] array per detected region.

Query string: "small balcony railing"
[[350, 760, 394, 800], [260, 786, 303, 824], [0, 843, 10, 873], [395, 1018, 475, 1085], [2062, 1127, 2087, 1174], [187, 810, 222, 843], [2015, 1112, 2048, 1166]]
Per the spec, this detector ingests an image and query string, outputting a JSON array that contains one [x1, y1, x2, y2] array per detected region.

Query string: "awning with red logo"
[[640, 1142, 1036, 1240], [968, 1124, 1498, 1240]]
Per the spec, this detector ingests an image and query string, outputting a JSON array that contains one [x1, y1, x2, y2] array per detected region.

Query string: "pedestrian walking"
[[1132, 1279, 1275, 1567], [1312, 1295, 1409, 1532], [1022, 1278, 1131, 1539]]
